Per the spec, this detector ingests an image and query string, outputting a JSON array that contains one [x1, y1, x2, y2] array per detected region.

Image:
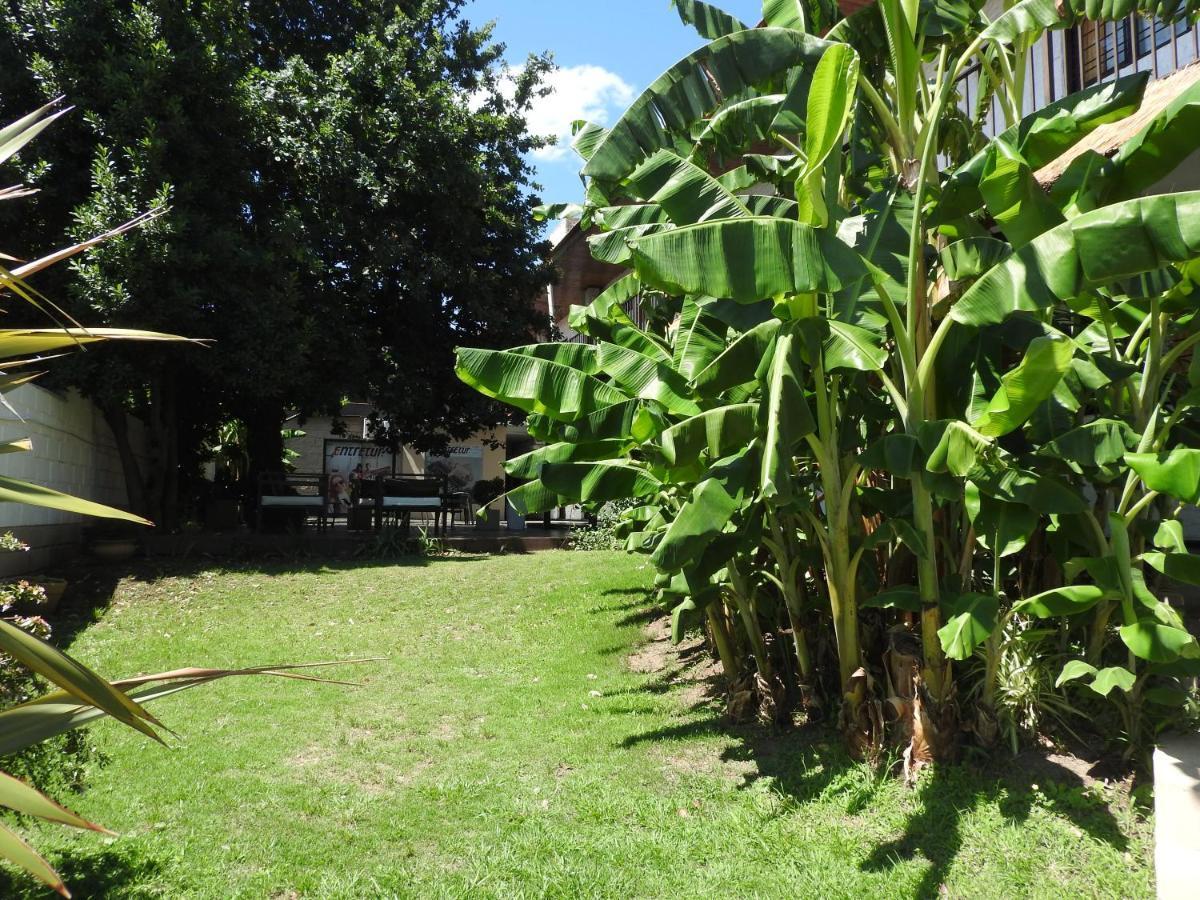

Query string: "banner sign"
[[324, 440, 395, 481], [424, 445, 483, 493]]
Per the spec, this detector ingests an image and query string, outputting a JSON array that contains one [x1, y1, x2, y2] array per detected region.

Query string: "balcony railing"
[[556, 292, 661, 345], [957, 15, 1200, 138]]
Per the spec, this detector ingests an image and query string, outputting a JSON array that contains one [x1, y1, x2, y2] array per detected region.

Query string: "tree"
[[246, 1, 554, 455], [0, 0, 552, 523], [0, 100, 360, 898], [457, 0, 1200, 769]]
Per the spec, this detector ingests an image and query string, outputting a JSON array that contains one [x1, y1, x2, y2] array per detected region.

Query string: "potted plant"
[[24, 577, 67, 613], [471, 477, 505, 529], [85, 521, 141, 562], [0, 533, 68, 613]]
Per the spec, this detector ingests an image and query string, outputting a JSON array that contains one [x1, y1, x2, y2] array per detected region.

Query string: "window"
[[1076, 19, 1133, 87], [1068, 6, 1194, 92], [1137, 13, 1191, 56]]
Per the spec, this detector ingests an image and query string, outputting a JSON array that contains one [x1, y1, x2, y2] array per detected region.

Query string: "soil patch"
[[628, 616, 723, 703], [627, 616, 674, 673]]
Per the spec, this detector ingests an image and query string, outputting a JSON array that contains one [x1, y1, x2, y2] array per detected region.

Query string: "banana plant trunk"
[[706, 603, 742, 682]]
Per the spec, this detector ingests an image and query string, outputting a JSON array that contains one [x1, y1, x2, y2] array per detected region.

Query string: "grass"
[[1, 551, 1153, 899]]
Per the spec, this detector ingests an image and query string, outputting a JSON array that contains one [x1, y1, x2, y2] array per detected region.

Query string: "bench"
[[256, 472, 331, 532], [370, 475, 447, 533]]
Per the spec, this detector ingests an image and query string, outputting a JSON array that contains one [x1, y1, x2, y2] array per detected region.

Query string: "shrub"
[[569, 500, 638, 551]]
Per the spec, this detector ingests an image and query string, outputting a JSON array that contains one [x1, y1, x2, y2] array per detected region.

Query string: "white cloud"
[[522, 65, 636, 162]]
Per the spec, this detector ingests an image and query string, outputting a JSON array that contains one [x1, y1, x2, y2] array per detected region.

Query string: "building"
[[284, 402, 509, 508]]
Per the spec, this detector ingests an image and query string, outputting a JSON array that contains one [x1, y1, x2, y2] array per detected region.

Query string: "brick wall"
[[0, 385, 150, 575]]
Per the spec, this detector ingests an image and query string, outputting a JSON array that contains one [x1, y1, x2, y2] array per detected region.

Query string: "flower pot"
[[505, 499, 526, 532], [24, 577, 67, 614], [90, 538, 138, 563]]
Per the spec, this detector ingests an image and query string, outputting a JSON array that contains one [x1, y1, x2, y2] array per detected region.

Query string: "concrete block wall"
[[0, 385, 149, 576]]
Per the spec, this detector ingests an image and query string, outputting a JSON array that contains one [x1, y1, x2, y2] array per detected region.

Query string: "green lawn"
[[2, 551, 1153, 898]]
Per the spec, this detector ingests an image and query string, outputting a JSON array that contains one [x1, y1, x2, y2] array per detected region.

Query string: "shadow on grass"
[[613, 605, 665, 628], [590, 595, 658, 616], [858, 757, 1131, 898], [614, 606, 1133, 900], [0, 846, 162, 899]]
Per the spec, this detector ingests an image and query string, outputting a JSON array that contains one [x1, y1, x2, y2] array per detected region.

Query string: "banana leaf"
[[503, 479, 564, 516], [788, 44, 860, 226], [651, 477, 741, 572], [672, 298, 729, 381], [625, 149, 750, 225], [660, 403, 760, 466], [951, 192, 1200, 327], [508, 342, 599, 374], [561, 399, 664, 444], [689, 95, 786, 160], [670, 0, 748, 39], [627, 216, 865, 303], [980, 0, 1068, 44], [971, 332, 1074, 437], [937, 592, 999, 660], [1126, 448, 1200, 504], [761, 0, 806, 30], [504, 440, 632, 480], [595, 342, 701, 416], [540, 460, 663, 502], [583, 28, 831, 182], [761, 331, 815, 502], [691, 318, 780, 395], [454, 347, 630, 421]]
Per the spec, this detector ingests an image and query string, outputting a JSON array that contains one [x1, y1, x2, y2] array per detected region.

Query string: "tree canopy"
[[0, 0, 552, 522]]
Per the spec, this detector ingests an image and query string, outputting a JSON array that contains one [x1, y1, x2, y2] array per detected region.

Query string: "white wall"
[[0, 385, 149, 575]]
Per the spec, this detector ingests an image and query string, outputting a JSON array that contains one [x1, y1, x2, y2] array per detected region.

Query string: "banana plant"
[[458, 0, 1200, 766]]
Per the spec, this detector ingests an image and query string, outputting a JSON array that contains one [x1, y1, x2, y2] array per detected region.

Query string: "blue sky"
[[464, 1, 765, 205]]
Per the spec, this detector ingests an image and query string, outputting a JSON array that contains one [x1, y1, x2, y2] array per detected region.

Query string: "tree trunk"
[[99, 401, 149, 519], [161, 376, 180, 531], [144, 376, 169, 529], [245, 400, 286, 497]]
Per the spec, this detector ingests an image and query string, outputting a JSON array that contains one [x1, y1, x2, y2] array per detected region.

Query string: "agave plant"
[[0, 100, 367, 896], [459, 0, 1200, 767]]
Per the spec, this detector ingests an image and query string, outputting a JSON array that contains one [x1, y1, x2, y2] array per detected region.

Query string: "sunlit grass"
[[1, 551, 1152, 898]]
